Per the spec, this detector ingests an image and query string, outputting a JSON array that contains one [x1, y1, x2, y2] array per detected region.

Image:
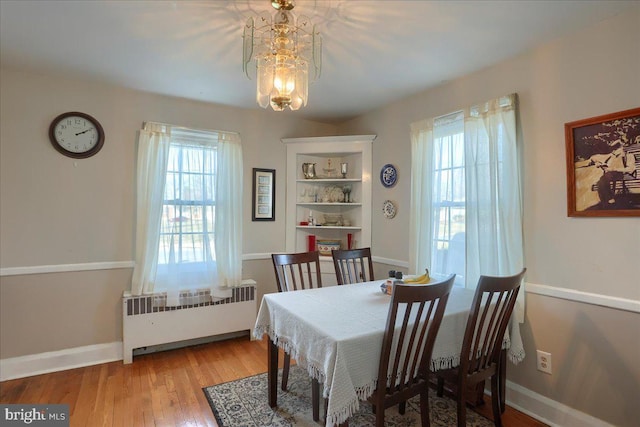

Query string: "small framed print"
[[252, 168, 275, 221], [565, 107, 640, 217]]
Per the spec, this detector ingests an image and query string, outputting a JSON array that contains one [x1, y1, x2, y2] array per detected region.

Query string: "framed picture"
[[565, 107, 640, 217], [252, 168, 275, 221]]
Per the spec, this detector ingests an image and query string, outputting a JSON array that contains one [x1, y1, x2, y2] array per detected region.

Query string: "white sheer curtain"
[[464, 95, 524, 314], [131, 123, 171, 296], [409, 117, 435, 276], [410, 94, 526, 363], [464, 94, 525, 362], [131, 123, 243, 303], [213, 132, 243, 293]]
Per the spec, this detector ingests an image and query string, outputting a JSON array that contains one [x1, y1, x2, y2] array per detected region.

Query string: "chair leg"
[[399, 401, 406, 415], [457, 382, 467, 427], [491, 374, 503, 427], [474, 381, 485, 406], [312, 378, 320, 421], [499, 349, 507, 413], [282, 353, 291, 391], [436, 376, 444, 397], [420, 390, 431, 427], [376, 405, 385, 427]]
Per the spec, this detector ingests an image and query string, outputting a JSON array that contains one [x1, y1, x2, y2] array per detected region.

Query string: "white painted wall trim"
[[372, 256, 409, 268], [3, 260, 637, 315], [0, 255, 274, 276], [0, 261, 135, 277], [242, 253, 272, 261], [505, 379, 615, 427], [526, 282, 640, 314], [0, 342, 122, 381]]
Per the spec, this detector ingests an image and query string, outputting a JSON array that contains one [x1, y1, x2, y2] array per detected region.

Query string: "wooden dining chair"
[[368, 274, 456, 427], [435, 268, 526, 427], [332, 247, 375, 285], [271, 251, 323, 420]]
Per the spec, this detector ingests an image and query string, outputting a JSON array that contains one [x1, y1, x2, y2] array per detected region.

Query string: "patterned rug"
[[203, 366, 493, 426]]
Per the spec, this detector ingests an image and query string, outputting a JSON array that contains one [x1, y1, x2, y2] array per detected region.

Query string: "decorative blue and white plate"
[[382, 200, 397, 219], [380, 164, 397, 188]]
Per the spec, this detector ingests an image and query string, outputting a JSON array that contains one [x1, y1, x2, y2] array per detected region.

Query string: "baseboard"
[[0, 342, 122, 381], [504, 380, 615, 427], [0, 332, 256, 381]]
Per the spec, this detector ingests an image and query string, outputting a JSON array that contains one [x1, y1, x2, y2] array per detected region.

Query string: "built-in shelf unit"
[[283, 135, 375, 285]]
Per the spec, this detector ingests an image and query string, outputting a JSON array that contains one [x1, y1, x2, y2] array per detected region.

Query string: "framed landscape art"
[[565, 107, 640, 217]]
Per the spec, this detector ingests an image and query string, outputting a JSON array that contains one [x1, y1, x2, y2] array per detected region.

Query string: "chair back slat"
[[460, 269, 526, 377], [272, 251, 322, 293], [332, 248, 375, 285], [376, 274, 455, 401]]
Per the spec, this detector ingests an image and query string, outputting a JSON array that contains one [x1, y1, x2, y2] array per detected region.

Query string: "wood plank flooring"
[[0, 336, 547, 426]]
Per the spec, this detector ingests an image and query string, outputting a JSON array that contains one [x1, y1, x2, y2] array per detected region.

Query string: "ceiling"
[[0, 1, 633, 123]]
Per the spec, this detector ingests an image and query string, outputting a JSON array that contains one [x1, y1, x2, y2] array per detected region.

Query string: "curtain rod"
[[142, 121, 240, 137]]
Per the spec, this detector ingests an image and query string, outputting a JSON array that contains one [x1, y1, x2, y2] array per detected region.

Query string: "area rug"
[[203, 366, 493, 426]]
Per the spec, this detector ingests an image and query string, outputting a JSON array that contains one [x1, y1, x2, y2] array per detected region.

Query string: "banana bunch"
[[403, 268, 431, 284]]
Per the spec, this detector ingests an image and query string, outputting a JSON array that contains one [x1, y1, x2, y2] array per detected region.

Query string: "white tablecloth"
[[253, 280, 523, 426]]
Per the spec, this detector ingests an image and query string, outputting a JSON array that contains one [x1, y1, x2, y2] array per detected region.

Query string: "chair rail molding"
[[0, 261, 135, 277], [526, 282, 639, 313]]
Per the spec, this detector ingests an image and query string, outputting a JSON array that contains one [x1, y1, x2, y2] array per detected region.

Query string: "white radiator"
[[122, 280, 257, 364]]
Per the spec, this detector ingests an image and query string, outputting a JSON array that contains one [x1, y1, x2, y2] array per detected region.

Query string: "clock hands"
[[75, 129, 92, 136]]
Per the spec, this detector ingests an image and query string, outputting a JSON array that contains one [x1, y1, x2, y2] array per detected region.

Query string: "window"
[[131, 123, 243, 300], [431, 113, 466, 283], [158, 138, 217, 270], [410, 94, 523, 292], [410, 94, 525, 361]]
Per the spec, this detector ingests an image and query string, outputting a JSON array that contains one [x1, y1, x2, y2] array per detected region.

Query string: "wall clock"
[[48, 112, 105, 159], [380, 163, 398, 188], [382, 200, 397, 219]]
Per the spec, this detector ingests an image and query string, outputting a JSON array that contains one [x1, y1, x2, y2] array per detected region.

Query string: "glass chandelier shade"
[[243, 0, 321, 111]]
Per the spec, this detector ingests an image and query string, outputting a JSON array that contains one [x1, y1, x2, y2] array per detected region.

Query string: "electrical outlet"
[[536, 350, 552, 374]]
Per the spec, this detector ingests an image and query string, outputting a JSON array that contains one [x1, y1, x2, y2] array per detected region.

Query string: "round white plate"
[[382, 200, 397, 219]]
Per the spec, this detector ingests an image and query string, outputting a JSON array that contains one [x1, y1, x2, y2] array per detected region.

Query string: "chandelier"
[[243, 0, 322, 111]]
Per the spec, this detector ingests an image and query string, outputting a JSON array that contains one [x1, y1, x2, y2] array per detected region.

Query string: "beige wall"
[[0, 68, 337, 358], [338, 7, 640, 427], [1, 6, 639, 427]]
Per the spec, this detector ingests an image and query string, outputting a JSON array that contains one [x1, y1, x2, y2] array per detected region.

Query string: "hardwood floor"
[[1, 336, 547, 426]]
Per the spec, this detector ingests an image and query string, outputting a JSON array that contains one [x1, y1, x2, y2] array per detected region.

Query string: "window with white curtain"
[[430, 112, 466, 285], [410, 94, 526, 363], [131, 123, 243, 304], [410, 95, 523, 288], [157, 129, 218, 286]]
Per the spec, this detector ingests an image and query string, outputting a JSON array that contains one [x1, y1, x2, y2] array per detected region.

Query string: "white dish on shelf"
[[317, 239, 341, 256]]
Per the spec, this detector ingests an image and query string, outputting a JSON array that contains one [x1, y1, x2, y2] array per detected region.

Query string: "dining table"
[[253, 279, 524, 427]]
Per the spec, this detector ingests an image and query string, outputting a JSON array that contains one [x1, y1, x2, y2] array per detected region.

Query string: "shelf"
[[297, 178, 360, 183], [284, 135, 374, 265], [297, 202, 362, 206], [296, 225, 361, 230]]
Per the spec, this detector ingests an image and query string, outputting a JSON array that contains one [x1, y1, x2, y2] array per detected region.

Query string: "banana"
[[404, 268, 430, 284]]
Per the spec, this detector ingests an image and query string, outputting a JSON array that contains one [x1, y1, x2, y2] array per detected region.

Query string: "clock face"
[[49, 112, 104, 158]]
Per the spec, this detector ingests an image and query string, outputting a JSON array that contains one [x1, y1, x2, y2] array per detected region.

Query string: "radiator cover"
[[122, 281, 257, 363]]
